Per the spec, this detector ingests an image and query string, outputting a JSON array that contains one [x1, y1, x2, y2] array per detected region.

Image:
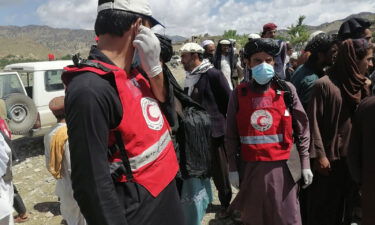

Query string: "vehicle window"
[[18, 72, 34, 88], [17, 72, 33, 98], [0, 74, 25, 98], [45, 70, 64, 92]]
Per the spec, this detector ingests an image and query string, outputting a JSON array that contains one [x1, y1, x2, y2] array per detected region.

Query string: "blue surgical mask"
[[251, 62, 275, 85]]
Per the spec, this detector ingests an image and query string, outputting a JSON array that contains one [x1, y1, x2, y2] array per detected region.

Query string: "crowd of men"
[[1, 0, 375, 225]]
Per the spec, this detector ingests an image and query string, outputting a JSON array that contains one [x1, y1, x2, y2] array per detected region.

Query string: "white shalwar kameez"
[[220, 55, 234, 90], [44, 123, 87, 225], [0, 133, 14, 225]]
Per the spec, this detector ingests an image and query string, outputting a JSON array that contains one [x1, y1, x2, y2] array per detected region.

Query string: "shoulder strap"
[[272, 75, 293, 113], [114, 131, 134, 181], [272, 76, 300, 143]]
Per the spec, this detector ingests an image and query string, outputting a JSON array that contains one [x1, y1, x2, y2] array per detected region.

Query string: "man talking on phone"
[[61, 0, 185, 225]]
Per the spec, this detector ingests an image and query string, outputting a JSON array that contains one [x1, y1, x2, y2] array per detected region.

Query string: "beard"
[[183, 59, 195, 72], [204, 53, 214, 62], [250, 78, 272, 93], [183, 64, 190, 72]]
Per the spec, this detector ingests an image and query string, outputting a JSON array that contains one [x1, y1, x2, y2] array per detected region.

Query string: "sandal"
[[14, 213, 30, 223]]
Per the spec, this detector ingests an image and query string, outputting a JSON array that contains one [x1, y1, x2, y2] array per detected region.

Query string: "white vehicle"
[[170, 55, 181, 68], [1, 60, 72, 136]]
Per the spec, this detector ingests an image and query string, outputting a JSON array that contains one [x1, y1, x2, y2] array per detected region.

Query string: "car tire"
[[5, 94, 37, 135]]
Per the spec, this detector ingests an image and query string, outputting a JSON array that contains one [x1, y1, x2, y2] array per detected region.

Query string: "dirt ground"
[[9, 63, 242, 225], [11, 136, 240, 225]]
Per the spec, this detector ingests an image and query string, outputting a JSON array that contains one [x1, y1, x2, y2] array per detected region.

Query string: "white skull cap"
[[219, 40, 231, 45], [180, 43, 205, 54], [201, 40, 215, 47], [248, 33, 261, 39]]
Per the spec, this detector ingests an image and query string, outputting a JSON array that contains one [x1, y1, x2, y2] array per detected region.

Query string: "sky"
[[0, 0, 374, 37]]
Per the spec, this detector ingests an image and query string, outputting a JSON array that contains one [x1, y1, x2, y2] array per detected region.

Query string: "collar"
[[88, 45, 116, 66]]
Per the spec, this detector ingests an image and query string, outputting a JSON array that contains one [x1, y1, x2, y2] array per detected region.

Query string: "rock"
[[45, 177, 55, 183], [46, 212, 54, 218]]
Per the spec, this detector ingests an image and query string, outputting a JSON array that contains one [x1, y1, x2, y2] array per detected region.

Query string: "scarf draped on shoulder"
[[49, 125, 68, 179], [184, 59, 214, 96], [329, 39, 371, 111]]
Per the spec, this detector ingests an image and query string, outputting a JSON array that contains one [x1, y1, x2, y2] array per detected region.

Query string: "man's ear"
[[132, 18, 142, 36]]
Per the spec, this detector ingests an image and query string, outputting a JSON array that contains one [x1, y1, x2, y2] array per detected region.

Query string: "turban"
[[244, 38, 280, 58]]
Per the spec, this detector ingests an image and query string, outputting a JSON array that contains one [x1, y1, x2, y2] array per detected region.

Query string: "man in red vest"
[[62, 0, 185, 225], [225, 38, 313, 225]]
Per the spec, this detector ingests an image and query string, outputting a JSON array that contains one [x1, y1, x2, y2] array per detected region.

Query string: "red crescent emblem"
[[146, 105, 160, 122], [257, 116, 267, 127]]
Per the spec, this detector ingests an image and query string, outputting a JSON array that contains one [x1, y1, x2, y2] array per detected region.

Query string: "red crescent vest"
[[236, 83, 293, 162], [0, 119, 11, 139], [62, 60, 179, 197]]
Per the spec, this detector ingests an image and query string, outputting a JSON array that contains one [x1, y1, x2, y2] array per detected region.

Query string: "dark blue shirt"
[[291, 63, 323, 108]]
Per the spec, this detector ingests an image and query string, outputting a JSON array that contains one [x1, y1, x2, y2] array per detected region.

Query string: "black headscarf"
[[338, 17, 372, 41]]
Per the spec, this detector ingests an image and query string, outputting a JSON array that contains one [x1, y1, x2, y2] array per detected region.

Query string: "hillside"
[[0, 25, 95, 59], [307, 12, 375, 34], [0, 12, 374, 62]]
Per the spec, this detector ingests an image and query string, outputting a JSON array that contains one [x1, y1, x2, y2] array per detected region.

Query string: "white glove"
[[302, 169, 313, 189], [133, 25, 162, 78], [229, 171, 240, 189]]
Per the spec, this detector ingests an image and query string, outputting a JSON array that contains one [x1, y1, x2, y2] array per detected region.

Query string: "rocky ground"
[[12, 136, 65, 225]]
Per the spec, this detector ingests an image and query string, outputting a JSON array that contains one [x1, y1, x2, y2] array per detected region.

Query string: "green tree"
[[275, 35, 289, 42], [287, 15, 310, 51], [60, 54, 72, 60], [223, 30, 238, 39], [222, 30, 248, 49]]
